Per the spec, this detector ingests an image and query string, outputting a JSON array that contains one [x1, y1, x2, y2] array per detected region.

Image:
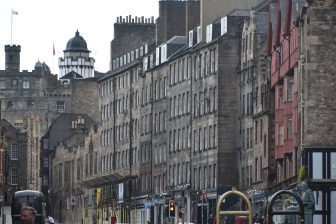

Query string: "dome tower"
[[58, 30, 95, 78]]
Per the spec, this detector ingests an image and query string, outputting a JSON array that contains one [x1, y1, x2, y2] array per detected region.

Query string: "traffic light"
[[169, 200, 175, 217]]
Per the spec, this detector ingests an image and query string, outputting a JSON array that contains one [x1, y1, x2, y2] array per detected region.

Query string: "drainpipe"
[[299, 7, 308, 167], [129, 67, 134, 224], [189, 53, 194, 224]]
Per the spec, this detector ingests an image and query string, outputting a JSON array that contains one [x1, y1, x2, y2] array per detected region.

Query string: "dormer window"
[[62, 80, 70, 85]]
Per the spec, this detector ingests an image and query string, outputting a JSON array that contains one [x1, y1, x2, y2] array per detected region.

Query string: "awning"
[[81, 171, 137, 188]]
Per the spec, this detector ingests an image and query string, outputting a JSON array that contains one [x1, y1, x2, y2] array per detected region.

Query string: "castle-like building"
[[0, 31, 99, 207]]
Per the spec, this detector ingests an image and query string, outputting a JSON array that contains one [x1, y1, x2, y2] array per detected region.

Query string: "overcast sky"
[[0, 0, 159, 74]]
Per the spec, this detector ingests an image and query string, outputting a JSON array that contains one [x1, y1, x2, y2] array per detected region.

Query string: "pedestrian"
[[48, 216, 55, 224], [208, 213, 214, 224], [20, 206, 36, 224]]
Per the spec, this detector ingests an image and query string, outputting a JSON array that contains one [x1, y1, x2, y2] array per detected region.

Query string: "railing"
[[269, 175, 298, 193]]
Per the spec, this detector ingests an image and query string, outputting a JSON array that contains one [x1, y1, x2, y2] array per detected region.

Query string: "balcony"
[[269, 175, 298, 192]]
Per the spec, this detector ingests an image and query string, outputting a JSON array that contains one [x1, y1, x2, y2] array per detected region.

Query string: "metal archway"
[[216, 188, 253, 224], [267, 190, 304, 224]]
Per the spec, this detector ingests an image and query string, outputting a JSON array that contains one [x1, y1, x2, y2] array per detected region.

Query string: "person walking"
[[20, 206, 37, 224], [48, 216, 55, 224]]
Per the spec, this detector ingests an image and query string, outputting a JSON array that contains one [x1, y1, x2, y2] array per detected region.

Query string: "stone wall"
[[303, 1, 336, 146], [71, 78, 100, 122], [110, 16, 156, 63]]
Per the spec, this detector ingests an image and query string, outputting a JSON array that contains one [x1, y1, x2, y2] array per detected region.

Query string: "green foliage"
[[297, 165, 305, 184]]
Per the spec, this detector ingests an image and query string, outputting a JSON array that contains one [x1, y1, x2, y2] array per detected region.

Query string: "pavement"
[[0, 206, 12, 224]]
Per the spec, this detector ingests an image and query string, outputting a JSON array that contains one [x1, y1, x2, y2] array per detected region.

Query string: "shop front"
[[193, 187, 232, 224], [81, 173, 126, 224], [130, 194, 152, 224], [304, 148, 336, 224]]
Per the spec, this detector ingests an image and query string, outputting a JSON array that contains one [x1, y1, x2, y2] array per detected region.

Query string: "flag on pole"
[[53, 43, 55, 56], [11, 9, 18, 45], [11, 9, 18, 15]]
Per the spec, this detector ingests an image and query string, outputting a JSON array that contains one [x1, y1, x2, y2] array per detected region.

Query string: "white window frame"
[[23, 80, 30, 89], [11, 144, 18, 160], [11, 168, 18, 185], [56, 101, 65, 111]]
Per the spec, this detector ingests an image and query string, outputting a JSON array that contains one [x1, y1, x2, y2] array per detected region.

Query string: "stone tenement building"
[[264, 0, 336, 222], [0, 117, 41, 205], [0, 31, 100, 207], [47, 113, 97, 224], [58, 9, 248, 224], [237, 0, 276, 214], [269, 0, 305, 191], [47, 0, 336, 224], [296, 0, 336, 222], [110, 15, 156, 71]]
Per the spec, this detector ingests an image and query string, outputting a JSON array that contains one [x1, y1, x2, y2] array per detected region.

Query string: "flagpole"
[[53, 54, 54, 75], [53, 43, 55, 75], [10, 9, 18, 45]]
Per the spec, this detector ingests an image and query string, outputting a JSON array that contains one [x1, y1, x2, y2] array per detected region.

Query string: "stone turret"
[[5, 45, 21, 71], [58, 31, 95, 78]]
